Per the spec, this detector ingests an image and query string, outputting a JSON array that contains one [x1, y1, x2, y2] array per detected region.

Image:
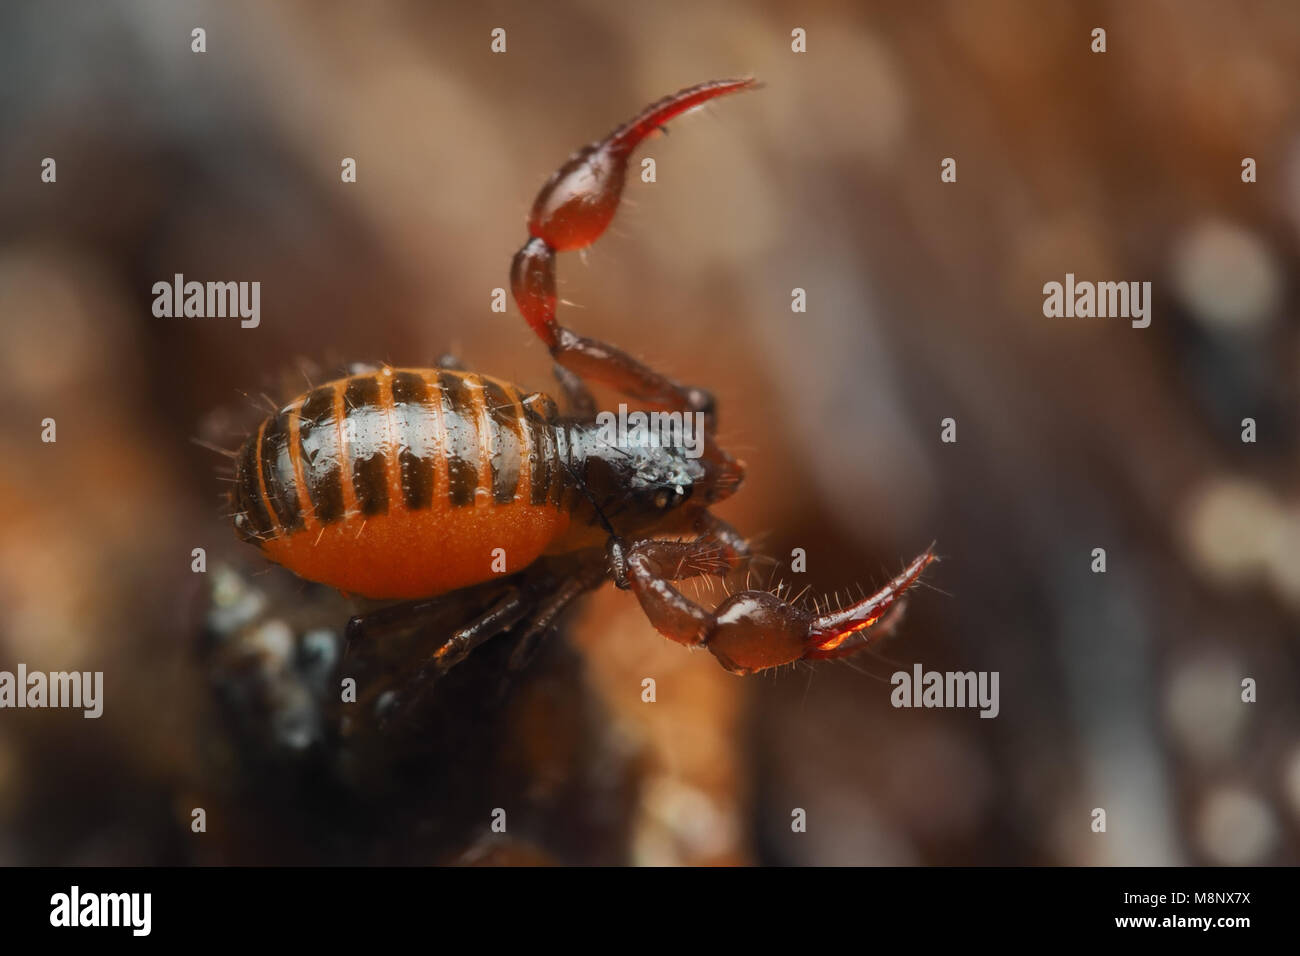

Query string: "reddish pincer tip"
[[807, 546, 937, 651], [608, 77, 761, 155]]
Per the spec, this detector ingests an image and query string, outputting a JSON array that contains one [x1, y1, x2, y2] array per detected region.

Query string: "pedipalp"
[[509, 78, 757, 416], [615, 542, 935, 675]]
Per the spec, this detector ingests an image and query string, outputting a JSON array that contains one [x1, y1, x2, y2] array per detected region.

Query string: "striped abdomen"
[[232, 368, 576, 599]]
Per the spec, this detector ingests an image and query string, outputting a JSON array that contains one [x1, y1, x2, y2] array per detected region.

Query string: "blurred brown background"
[[1, 0, 1298, 865]]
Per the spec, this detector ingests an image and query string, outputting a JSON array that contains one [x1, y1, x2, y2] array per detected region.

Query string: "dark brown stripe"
[[352, 454, 388, 515], [484, 381, 523, 505], [286, 406, 313, 527], [391, 371, 436, 510], [552, 425, 575, 509], [344, 376, 389, 516], [521, 405, 552, 506], [235, 434, 275, 539], [582, 452, 603, 525], [343, 373, 382, 412], [438, 371, 480, 507], [298, 384, 345, 524], [259, 410, 303, 532]]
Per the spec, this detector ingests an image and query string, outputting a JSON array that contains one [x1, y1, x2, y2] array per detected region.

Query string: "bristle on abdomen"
[[232, 368, 568, 544]]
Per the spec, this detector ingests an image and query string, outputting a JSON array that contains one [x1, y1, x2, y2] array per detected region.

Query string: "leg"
[[345, 595, 446, 646], [614, 540, 935, 675], [552, 363, 596, 418], [505, 558, 607, 672], [347, 554, 607, 688], [346, 586, 532, 678], [510, 79, 756, 415], [423, 589, 532, 678]]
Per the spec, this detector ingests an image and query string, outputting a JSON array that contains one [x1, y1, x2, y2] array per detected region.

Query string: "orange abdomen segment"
[[232, 367, 573, 600], [262, 498, 570, 600]]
